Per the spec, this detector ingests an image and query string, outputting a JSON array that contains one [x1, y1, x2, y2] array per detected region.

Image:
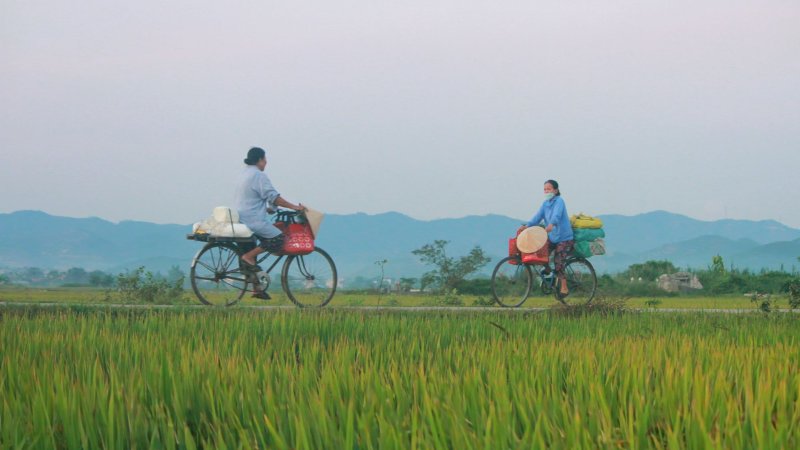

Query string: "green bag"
[[573, 228, 605, 242], [574, 241, 593, 258]]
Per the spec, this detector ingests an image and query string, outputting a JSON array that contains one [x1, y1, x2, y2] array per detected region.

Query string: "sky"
[[1, 0, 799, 226]]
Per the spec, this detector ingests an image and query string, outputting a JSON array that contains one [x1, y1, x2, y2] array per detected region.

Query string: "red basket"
[[509, 229, 549, 265], [508, 238, 521, 265], [521, 244, 549, 265]]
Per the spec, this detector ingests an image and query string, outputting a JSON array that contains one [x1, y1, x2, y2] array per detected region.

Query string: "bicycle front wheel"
[[556, 258, 597, 305], [282, 248, 337, 307], [491, 257, 532, 308], [190, 243, 248, 306]]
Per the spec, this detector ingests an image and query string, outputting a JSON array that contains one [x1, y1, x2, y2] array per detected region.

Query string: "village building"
[[657, 272, 703, 293]]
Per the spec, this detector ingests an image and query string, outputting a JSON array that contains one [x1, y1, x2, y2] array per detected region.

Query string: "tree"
[[64, 267, 89, 285], [398, 277, 417, 293], [23, 267, 45, 281], [374, 260, 388, 293], [788, 280, 800, 310], [46, 270, 62, 281], [711, 255, 725, 274], [167, 266, 186, 285], [0, 274, 9, 285], [89, 270, 115, 287], [412, 240, 490, 292], [623, 260, 678, 282], [454, 278, 492, 295], [115, 267, 184, 304]]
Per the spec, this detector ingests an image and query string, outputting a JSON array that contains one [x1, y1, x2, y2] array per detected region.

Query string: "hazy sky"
[[2, 1, 798, 226]]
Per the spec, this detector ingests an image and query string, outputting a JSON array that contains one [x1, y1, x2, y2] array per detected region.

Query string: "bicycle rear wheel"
[[190, 243, 248, 306], [556, 258, 597, 305], [282, 248, 337, 307], [491, 257, 533, 308]]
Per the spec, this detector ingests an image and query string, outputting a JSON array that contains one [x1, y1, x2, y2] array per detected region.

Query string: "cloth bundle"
[[571, 214, 606, 258], [192, 207, 254, 238], [570, 213, 604, 229]]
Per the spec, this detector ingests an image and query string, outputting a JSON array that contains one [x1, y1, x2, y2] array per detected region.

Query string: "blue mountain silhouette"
[[1, 210, 799, 279]]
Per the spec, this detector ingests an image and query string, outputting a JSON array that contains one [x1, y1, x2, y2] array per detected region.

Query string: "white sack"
[[212, 206, 239, 223]]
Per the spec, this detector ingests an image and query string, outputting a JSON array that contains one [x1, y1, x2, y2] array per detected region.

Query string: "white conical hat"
[[517, 227, 548, 253], [304, 206, 324, 238]]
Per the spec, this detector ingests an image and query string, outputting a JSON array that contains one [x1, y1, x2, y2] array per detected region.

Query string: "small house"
[[657, 272, 703, 293]]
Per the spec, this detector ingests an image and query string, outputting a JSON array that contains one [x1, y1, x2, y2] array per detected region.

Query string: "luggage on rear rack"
[[570, 213, 603, 229], [573, 228, 605, 242], [571, 213, 606, 258], [589, 239, 606, 256], [187, 206, 255, 242], [575, 238, 606, 258]]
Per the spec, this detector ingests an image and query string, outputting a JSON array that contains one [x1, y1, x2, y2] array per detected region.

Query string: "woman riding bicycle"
[[235, 147, 304, 297], [519, 179, 574, 297]]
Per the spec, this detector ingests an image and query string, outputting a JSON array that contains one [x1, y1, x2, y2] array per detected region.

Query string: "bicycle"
[[186, 210, 337, 307], [490, 248, 597, 308]]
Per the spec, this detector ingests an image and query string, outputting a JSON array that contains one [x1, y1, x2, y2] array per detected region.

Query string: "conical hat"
[[304, 207, 324, 238], [516, 227, 548, 253]]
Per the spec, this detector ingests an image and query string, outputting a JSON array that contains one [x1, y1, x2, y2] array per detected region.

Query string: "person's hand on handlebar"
[[274, 196, 306, 212]]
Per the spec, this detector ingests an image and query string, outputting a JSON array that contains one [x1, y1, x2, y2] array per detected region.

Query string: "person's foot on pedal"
[[252, 291, 271, 300], [241, 256, 257, 266], [240, 259, 262, 273]]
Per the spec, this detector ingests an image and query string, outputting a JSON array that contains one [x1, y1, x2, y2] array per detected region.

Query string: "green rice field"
[[1, 305, 798, 449], [0, 286, 794, 310]]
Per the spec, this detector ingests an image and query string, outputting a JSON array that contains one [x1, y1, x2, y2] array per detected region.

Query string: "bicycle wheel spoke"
[[194, 276, 218, 282], [220, 277, 247, 290], [196, 261, 216, 273], [209, 248, 219, 271], [491, 257, 532, 307], [221, 249, 237, 271], [559, 258, 597, 305], [282, 249, 337, 307], [191, 244, 248, 307]]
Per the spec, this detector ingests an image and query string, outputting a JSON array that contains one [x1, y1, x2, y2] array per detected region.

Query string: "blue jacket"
[[526, 196, 574, 244]]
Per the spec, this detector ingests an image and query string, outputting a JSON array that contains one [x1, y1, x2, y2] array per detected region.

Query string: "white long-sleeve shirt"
[[234, 166, 282, 238]]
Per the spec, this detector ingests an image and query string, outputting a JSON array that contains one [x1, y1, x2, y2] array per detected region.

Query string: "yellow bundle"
[[570, 213, 603, 229]]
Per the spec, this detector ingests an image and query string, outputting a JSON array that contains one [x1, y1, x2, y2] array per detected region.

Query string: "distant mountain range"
[[1, 210, 799, 281]]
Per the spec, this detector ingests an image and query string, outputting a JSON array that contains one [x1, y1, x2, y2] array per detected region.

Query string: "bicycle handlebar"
[[273, 208, 306, 223]]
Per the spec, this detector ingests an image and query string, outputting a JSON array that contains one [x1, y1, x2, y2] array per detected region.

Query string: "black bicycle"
[[186, 210, 337, 307], [491, 251, 597, 308]]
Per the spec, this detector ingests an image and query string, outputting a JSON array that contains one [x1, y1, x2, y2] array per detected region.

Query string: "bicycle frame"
[[512, 258, 556, 291], [254, 251, 285, 275]]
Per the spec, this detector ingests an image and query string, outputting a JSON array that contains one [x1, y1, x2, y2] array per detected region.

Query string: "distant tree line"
[[2, 252, 798, 299], [598, 257, 799, 297], [0, 266, 186, 288]]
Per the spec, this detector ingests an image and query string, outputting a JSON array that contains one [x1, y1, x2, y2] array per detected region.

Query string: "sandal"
[[240, 260, 262, 272], [252, 291, 271, 300]]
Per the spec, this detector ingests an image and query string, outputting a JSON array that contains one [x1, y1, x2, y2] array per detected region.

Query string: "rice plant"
[[1, 306, 798, 449]]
